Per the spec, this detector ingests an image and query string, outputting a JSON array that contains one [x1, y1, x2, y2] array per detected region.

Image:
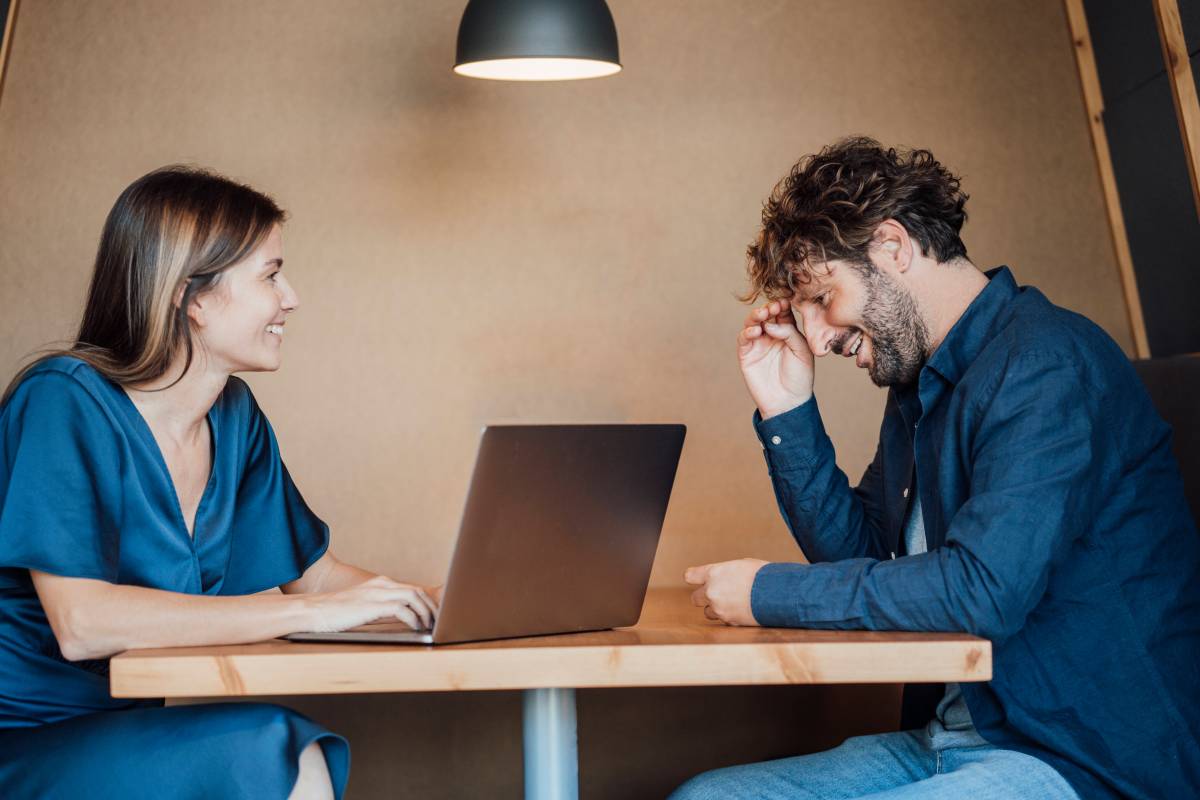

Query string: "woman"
[[0, 166, 438, 799]]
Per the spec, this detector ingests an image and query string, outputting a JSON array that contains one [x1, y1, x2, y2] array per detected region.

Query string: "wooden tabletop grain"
[[110, 589, 991, 698]]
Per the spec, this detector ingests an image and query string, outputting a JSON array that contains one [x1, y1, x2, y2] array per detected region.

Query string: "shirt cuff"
[[752, 398, 829, 473], [750, 561, 809, 627]]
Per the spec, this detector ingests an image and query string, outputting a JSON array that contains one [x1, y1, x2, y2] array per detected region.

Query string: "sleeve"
[[753, 397, 891, 563], [219, 385, 329, 595], [750, 353, 1109, 644], [0, 373, 124, 588]]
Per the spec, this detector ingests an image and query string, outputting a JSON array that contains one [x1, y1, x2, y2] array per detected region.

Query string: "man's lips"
[[834, 331, 864, 358]]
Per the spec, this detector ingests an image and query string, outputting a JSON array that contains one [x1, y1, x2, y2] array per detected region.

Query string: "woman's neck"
[[123, 353, 229, 446]]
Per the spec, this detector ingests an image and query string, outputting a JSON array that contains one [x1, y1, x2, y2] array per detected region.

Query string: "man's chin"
[[866, 360, 923, 388]]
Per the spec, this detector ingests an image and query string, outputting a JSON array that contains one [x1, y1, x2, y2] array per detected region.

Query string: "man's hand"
[[738, 299, 815, 419], [684, 559, 769, 626]]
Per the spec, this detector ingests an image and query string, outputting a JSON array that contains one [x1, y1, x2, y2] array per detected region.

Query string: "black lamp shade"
[[454, 0, 621, 81]]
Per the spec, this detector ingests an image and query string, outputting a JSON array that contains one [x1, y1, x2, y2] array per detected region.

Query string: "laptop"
[[286, 424, 686, 645]]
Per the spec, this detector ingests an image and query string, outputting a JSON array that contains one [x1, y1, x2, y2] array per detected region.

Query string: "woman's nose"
[[280, 277, 300, 313]]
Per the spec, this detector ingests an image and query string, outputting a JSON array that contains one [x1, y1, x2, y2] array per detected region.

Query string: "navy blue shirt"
[[750, 267, 1200, 799]]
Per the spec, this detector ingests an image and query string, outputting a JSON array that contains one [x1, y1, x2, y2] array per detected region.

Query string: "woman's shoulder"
[[5, 355, 115, 413], [215, 375, 254, 412], [1, 356, 124, 450], [212, 375, 269, 432]]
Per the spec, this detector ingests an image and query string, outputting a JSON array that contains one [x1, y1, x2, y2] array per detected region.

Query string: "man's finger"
[[690, 587, 708, 608], [703, 605, 721, 621], [737, 324, 763, 346], [683, 564, 711, 585], [762, 319, 798, 340], [743, 302, 777, 328]]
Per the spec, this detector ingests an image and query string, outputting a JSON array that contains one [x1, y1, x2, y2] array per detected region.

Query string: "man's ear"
[[873, 220, 913, 274]]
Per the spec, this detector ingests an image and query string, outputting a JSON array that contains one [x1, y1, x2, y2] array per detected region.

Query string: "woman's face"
[[191, 225, 299, 374]]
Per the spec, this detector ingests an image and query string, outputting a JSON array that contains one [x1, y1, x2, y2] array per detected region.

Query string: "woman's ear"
[[173, 280, 190, 311], [179, 280, 209, 328]]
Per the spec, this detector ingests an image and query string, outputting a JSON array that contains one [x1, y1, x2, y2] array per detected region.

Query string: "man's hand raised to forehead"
[[738, 299, 815, 420], [684, 558, 768, 627]]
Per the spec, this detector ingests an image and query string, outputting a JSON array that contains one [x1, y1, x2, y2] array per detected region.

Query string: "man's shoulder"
[[965, 286, 1132, 397]]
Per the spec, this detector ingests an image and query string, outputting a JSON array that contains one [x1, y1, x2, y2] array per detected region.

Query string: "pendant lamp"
[[454, 0, 621, 81]]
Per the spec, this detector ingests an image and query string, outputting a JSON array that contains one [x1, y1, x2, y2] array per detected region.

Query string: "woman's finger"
[[401, 592, 433, 629], [391, 603, 422, 631], [416, 588, 439, 617], [703, 605, 721, 621]]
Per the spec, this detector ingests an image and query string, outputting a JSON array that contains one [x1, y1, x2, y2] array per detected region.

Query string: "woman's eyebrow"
[[261, 258, 283, 271]]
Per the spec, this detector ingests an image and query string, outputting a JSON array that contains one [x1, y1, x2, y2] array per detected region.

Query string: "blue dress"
[[0, 356, 350, 798]]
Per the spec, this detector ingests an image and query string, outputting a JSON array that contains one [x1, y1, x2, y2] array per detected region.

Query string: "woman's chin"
[[228, 354, 283, 374]]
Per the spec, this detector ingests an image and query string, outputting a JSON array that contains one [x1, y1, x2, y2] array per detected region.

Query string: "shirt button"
[[770, 435, 782, 446], [903, 487, 909, 498]]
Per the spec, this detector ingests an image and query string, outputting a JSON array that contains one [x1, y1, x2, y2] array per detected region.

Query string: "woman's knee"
[[289, 741, 335, 800]]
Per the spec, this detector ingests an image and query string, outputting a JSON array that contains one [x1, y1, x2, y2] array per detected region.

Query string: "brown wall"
[[0, 1, 1130, 797]]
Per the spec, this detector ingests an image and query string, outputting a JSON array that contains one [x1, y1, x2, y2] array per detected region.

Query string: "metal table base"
[[523, 688, 578, 800]]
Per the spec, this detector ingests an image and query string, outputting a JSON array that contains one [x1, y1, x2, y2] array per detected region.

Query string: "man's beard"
[[852, 261, 930, 388]]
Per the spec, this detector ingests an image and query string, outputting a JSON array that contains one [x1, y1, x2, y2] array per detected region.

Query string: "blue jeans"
[[668, 730, 1080, 800]]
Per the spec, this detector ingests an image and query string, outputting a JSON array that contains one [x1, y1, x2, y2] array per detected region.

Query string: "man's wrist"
[[750, 562, 809, 628], [758, 393, 813, 421], [753, 398, 828, 473]]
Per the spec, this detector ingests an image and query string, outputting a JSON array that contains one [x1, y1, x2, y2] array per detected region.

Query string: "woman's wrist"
[[282, 591, 322, 634]]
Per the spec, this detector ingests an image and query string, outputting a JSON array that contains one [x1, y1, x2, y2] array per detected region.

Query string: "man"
[[672, 138, 1200, 799]]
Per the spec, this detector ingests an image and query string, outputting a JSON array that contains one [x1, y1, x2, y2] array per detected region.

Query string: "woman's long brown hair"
[[3, 166, 286, 403]]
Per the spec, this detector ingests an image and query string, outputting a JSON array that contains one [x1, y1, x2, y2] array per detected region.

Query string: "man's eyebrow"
[[793, 278, 825, 302]]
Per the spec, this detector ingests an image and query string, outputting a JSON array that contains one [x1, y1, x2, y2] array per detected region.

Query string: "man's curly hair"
[[745, 137, 969, 301]]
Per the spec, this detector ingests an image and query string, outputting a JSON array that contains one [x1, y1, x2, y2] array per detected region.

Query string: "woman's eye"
[[268, 271, 280, 282], [816, 293, 830, 307]]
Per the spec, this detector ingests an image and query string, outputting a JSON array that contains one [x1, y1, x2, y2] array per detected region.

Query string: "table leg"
[[522, 687, 579, 800]]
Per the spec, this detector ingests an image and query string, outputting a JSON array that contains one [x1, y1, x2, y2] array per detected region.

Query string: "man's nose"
[[799, 305, 836, 356]]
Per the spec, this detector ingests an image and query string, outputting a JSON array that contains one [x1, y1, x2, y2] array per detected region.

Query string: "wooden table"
[[111, 589, 991, 799]]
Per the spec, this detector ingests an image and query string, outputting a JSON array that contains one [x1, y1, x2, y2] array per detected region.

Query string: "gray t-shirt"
[[905, 487, 989, 748]]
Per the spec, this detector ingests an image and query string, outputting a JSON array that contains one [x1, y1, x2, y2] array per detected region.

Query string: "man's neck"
[[914, 258, 989, 354]]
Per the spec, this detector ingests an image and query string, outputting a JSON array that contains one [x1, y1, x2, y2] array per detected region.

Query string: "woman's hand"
[[304, 575, 438, 633], [738, 298, 815, 419]]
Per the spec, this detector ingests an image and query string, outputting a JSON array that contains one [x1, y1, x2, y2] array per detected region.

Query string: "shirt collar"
[[922, 266, 1019, 387]]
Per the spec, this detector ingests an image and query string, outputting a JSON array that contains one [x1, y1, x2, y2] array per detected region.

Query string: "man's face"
[[791, 257, 930, 387]]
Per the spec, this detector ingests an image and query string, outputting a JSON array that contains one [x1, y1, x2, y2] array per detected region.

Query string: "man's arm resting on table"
[[725, 354, 1108, 641]]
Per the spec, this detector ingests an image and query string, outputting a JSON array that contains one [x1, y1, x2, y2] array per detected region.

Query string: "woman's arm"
[[281, 550, 376, 594], [31, 568, 435, 662], [282, 551, 441, 608]]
